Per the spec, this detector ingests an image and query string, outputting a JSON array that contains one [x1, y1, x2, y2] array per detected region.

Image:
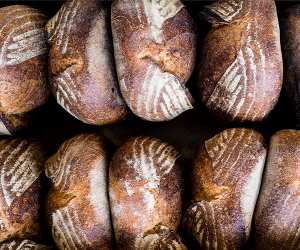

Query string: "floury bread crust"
[[0, 5, 49, 135], [109, 137, 186, 249], [47, 0, 127, 125], [197, 0, 282, 122], [0, 239, 52, 250], [255, 130, 300, 249], [111, 0, 197, 122], [282, 6, 300, 127], [45, 134, 113, 250], [0, 139, 46, 243], [183, 128, 267, 249]]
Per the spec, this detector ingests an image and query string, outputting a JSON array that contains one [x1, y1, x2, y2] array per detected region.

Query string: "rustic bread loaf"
[[111, 0, 197, 122], [109, 136, 185, 249], [255, 130, 300, 249], [47, 0, 127, 125], [0, 5, 49, 134], [197, 0, 282, 122], [183, 128, 267, 249], [0, 138, 46, 243], [281, 6, 300, 127], [45, 134, 113, 250], [0, 239, 51, 250]]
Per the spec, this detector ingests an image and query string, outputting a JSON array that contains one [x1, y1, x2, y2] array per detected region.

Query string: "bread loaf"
[[183, 128, 266, 249], [45, 134, 113, 250], [0, 239, 51, 250], [255, 130, 300, 249], [0, 138, 46, 243], [109, 137, 186, 249], [197, 0, 282, 122], [47, 0, 127, 125], [111, 0, 197, 122], [0, 5, 49, 134], [281, 6, 300, 127]]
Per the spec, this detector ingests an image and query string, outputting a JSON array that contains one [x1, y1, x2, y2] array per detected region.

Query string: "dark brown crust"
[[197, 0, 282, 122], [183, 128, 267, 249], [0, 5, 49, 115], [111, 0, 197, 122], [47, 0, 127, 125], [109, 136, 184, 249], [255, 130, 300, 250], [45, 134, 113, 250], [0, 139, 45, 243], [281, 6, 300, 127]]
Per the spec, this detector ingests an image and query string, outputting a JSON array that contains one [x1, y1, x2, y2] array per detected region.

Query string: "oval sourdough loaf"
[[111, 0, 197, 122], [0, 5, 49, 134], [109, 136, 186, 249], [0, 138, 46, 243], [255, 130, 300, 249], [0, 239, 51, 250], [183, 128, 267, 249], [281, 6, 300, 127], [47, 0, 127, 125], [45, 134, 113, 250], [197, 0, 282, 122]]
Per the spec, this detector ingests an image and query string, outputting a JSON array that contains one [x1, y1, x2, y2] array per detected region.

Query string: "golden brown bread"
[[45, 134, 113, 250], [0, 239, 52, 250], [0, 5, 49, 134], [111, 0, 197, 122], [47, 0, 127, 125], [255, 130, 300, 250], [183, 128, 267, 249], [109, 136, 185, 249], [281, 6, 300, 127], [0, 138, 46, 243], [197, 0, 282, 122]]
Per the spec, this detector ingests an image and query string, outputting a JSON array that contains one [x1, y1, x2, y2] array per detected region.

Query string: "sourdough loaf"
[[0, 5, 49, 134], [47, 0, 127, 125], [0, 239, 51, 250], [197, 0, 282, 122], [109, 136, 185, 249], [45, 134, 113, 250], [255, 130, 300, 249], [281, 6, 300, 127], [183, 128, 266, 249], [111, 0, 197, 122], [0, 138, 46, 243]]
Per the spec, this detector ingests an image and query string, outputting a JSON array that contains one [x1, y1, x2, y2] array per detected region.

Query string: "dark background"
[[0, 0, 298, 248]]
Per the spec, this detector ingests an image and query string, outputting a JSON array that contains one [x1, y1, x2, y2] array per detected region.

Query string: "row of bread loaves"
[[0, 129, 299, 249], [0, 0, 289, 135]]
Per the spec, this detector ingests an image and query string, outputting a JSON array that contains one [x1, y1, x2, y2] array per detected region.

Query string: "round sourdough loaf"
[[45, 134, 113, 250], [0, 5, 49, 134], [109, 136, 186, 249], [197, 0, 282, 122], [47, 0, 127, 125], [0, 239, 51, 250], [255, 130, 300, 249], [0, 138, 46, 243], [183, 128, 267, 249], [281, 6, 300, 127], [111, 0, 197, 122]]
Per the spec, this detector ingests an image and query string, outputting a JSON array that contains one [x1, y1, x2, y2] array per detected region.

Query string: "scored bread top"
[[45, 134, 112, 250], [184, 128, 267, 249], [111, 0, 197, 122], [47, 0, 127, 125], [0, 5, 49, 115], [109, 136, 184, 249], [0, 138, 45, 243]]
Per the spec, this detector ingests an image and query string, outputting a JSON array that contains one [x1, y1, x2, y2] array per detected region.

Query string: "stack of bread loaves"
[[0, 0, 299, 249]]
